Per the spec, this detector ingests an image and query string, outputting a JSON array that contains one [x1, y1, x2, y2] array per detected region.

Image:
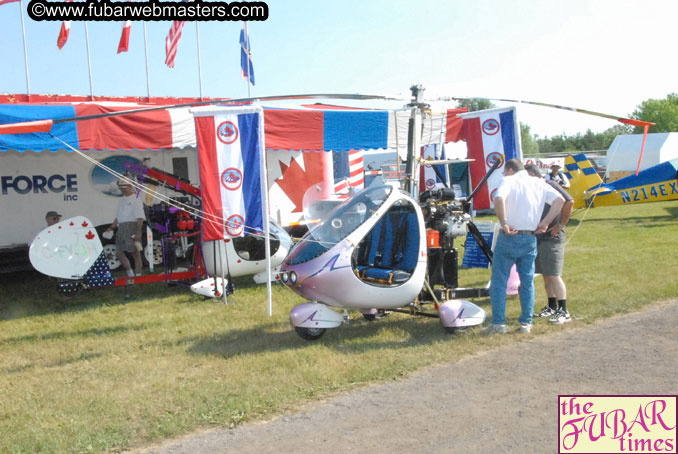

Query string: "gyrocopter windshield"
[[286, 185, 393, 265]]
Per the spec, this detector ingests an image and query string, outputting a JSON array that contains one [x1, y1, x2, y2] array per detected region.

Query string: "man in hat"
[[545, 164, 570, 189], [45, 211, 62, 226], [104, 179, 146, 278]]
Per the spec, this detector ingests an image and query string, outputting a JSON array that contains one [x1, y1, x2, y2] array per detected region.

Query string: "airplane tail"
[[563, 154, 604, 208]]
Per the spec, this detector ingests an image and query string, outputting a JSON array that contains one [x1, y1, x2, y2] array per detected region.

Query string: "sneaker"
[[534, 306, 556, 318], [518, 323, 532, 334], [549, 308, 571, 324], [481, 324, 507, 336]]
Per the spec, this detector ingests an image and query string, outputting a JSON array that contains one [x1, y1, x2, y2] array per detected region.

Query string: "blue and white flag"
[[240, 22, 255, 86], [420, 144, 447, 192], [194, 106, 264, 240], [461, 107, 522, 209]]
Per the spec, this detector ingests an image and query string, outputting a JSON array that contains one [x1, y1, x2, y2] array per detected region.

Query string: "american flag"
[[333, 149, 364, 194], [118, 20, 131, 53], [165, 20, 185, 68]]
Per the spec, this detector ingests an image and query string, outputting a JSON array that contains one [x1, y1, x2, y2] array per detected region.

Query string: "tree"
[[631, 93, 678, 133], [520, 123, 539, 155], [456, 98, 495, 112], [534, 125, 630, 155]]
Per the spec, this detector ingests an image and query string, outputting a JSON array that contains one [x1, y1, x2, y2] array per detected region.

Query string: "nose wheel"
[[294, 327, 326, 340]]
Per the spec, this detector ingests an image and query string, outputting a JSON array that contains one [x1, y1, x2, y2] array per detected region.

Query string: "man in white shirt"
[[483, 159, 565, 335], [104, 179, 146, 278]]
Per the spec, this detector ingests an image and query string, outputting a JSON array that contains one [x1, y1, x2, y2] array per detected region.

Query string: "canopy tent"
[[606, 133, 678, 180], [0, 99, 469, 227], [0, 101, 465, 153]]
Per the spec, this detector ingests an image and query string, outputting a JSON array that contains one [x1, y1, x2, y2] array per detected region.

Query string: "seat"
[[356, 211, 419, 285]]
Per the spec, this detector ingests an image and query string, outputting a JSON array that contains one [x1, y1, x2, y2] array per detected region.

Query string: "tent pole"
[[84, 22, 94, 99], [195, 23, 204, 99], [19, 0, 31, 96], [143, 22, 151, 99]]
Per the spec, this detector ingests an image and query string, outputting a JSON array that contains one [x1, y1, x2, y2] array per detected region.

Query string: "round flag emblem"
[[485, 152, 505, 169], [225, 214, 245, 237], [425, 178, 436, 190], [221, 168, 243, 191], [482, 118, 500, 136], [217, 121, 239, 144], [490, 188, 498, 203]]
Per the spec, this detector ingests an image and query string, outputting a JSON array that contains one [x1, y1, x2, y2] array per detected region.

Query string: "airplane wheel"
[[103, 244, 121, 270], [444, 326, 470, 334], [294, 327, 326, 340], [363, 310, 389, 321], [144, 239, 163, 266]]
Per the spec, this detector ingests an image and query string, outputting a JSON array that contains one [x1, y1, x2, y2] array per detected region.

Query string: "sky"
[[1, 0, 677, 138]]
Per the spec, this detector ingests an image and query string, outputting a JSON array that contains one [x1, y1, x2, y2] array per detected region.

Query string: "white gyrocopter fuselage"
[[280, 183, 486, 340]]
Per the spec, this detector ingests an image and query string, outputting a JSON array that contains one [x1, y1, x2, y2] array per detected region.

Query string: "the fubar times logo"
[[558, 395, 677, 453]]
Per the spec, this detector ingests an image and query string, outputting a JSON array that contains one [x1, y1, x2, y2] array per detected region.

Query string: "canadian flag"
[[56, 0, 73, 50], [57, 21, 71, 49], [118, 21, 131, 53]]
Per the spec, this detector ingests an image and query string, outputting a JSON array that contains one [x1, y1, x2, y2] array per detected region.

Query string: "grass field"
[[1, 201, 677, 453]]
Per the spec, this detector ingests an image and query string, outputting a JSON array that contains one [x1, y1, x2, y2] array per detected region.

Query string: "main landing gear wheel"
[[144, 239, 163, 266], [294, 327, 326, 340], [444, 326, 471, 334], [362, 310, 391, 322]]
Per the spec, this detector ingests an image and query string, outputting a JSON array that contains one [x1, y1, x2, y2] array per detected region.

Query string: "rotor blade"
[[0, 93, 402, 135], [434, 96, 655, 128], [0, 119, 53, 134]]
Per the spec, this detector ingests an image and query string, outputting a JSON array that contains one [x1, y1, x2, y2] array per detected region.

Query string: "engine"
[[419, 188, 471, 247]]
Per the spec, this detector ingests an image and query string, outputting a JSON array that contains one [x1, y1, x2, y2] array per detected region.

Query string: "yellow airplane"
[[564, 153, 678, 208]]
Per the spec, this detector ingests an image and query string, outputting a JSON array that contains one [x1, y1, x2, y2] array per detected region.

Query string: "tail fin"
[[563, 154, 604, 208]]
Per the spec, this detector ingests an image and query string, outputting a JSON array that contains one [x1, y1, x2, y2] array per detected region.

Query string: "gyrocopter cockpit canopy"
[[286, 185, 393, 266]]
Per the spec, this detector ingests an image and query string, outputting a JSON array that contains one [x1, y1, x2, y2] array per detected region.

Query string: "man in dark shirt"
[[525, 164, 574, 324]]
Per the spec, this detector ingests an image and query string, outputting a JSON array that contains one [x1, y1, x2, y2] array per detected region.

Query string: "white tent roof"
[[607, 133, 678, 172]]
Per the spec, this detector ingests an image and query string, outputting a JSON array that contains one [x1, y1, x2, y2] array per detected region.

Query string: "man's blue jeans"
[[489, 232, 537, 325]]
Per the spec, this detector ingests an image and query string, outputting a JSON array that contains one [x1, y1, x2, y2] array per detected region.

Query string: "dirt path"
[[138, 300, 678, 454]]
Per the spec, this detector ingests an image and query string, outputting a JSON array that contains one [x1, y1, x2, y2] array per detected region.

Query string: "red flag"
[[57, 21, 71, 49], [118, 21, 131, 53], [165, 21, 185, 68], [56, 0, 73, 50], [0, 0, 20, 6], [446, 107, 468, 142]]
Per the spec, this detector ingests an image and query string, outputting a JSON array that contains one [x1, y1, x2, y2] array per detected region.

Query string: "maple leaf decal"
[[275, 153, 326, 213]]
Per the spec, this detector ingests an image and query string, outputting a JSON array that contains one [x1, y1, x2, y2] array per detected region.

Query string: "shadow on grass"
[[0, 270, 198, 321], [2, 323, 153, 345], [3, 352, 103, 375], [186, 305, 492, 359]]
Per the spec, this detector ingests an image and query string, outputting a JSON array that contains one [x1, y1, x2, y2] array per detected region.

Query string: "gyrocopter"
[[279, 161, 500, 340]]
